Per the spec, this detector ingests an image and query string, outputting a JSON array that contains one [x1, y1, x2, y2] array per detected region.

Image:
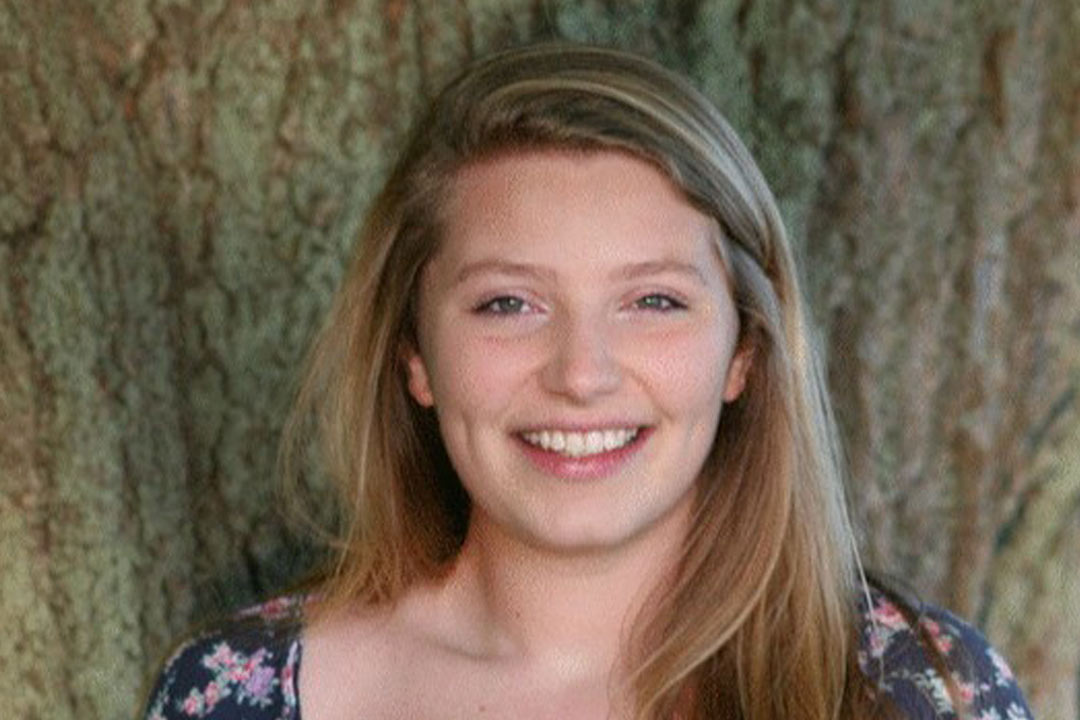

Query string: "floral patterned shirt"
[[141, 588, 1033, 719]]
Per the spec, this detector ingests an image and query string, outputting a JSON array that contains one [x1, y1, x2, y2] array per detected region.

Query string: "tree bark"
[[0, 0, 1076, 717]]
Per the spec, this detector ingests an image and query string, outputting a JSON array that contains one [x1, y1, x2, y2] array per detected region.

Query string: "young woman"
[[142, 44, 1033, 720]]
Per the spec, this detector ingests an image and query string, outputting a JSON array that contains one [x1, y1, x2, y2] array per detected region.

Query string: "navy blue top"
[[142, 588, 1034, 719]]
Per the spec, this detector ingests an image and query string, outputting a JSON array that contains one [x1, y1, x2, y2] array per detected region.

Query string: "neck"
[[419, 503, 691, 688]]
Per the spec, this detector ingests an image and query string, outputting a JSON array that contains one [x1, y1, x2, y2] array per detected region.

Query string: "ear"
[[402, 344, 435, 408], [722, 343, 753, 403]]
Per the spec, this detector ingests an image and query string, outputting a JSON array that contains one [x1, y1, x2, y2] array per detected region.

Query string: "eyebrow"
[[613, 259, 708, 285], [452, 259, 556, 286], [451, 258, 709, 287]]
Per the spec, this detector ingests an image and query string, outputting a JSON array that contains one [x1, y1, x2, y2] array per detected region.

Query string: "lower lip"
[[515, 428, 651, 480]]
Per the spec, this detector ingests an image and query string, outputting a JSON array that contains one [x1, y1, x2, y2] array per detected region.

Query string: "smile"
[[519, 428, 641, 458]]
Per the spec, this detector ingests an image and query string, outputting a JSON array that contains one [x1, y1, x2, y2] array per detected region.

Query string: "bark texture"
[[0, 1, 1076, 717]]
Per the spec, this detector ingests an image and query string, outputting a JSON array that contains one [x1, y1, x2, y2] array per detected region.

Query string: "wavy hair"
[[282, 43, 905, 719]]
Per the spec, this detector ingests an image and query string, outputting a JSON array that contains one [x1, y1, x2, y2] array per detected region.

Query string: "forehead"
[[432, 150, 726, 279]]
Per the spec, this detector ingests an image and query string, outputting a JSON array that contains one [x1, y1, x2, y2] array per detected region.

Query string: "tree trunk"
[[0, 1, 1075, 717]]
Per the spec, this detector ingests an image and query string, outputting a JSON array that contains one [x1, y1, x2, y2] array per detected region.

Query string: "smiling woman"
[[141, 44, 1033, 720], [403, 152, 748, 548]]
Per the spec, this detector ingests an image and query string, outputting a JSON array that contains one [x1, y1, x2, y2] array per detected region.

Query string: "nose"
[[541, 313, 622, 402]]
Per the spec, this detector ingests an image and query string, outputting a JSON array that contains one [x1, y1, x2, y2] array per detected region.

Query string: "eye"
[[474, 295, 534, 315], [634, 293, 686, 312]]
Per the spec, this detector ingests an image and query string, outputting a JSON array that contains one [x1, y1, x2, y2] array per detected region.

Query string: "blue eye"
[[635, 294, 686, 311], [475, 296, 531, 314]]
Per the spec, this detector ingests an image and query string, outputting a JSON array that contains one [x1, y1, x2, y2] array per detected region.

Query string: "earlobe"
[[403, 347, 435, 408], [722, 345, 753, 403]]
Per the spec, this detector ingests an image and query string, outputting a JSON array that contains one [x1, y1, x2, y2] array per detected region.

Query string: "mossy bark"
[[1, 1, 1076, 717]]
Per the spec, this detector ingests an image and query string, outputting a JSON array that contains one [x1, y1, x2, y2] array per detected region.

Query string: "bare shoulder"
[[299, 599, 412, 720]]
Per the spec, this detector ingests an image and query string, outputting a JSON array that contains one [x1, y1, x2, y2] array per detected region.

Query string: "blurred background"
[[1, 1, 1077, 717]]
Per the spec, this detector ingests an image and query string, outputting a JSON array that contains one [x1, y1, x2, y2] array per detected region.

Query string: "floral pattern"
[[143, 588, 1033, 718], [143, 598, 301, 720], [857, 589, 1033, 718]]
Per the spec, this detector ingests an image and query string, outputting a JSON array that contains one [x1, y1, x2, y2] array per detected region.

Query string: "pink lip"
[[516, 421, 644, 433], [515, 427, 652, 480]]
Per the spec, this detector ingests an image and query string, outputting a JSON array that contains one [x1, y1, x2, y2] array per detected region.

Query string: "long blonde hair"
[[283, 43, 885, 719]]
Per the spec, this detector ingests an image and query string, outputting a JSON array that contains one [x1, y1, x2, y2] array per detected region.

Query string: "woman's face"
[[405, 150, 750, 555]]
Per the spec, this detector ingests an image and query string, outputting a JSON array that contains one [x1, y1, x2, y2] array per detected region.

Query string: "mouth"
[[518, 427, 644, 458]]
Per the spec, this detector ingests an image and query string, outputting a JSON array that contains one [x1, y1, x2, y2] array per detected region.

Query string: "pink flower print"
[[203, 681, 222, 709], [258, 597, 294, 621], [238, 649, 267, 684], [181, 689, 204, 716], [281, 643, 299, 707], [872, 600, 906, 629], [244, 665, 276, 698], [868, 629, 888, 658], [957, 680, 975, 706], [237, 596, 297, 622], [228, 659, 252, 685], [205, 643, 236, 671], [920, 618, 954, 654], [281, 662, 293, 689]]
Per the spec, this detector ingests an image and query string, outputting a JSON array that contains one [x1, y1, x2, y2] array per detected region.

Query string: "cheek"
[[633, 329, 732, 410], [426, 331, 536, 414]]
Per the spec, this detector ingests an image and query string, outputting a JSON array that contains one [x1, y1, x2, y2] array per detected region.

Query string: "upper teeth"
[[521, 428, 640, 458]]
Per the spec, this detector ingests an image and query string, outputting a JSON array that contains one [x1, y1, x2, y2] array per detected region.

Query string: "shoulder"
[[298, 596, 418, 719], [141, 596, 304, 720], [856, 584, 1034, 719]]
